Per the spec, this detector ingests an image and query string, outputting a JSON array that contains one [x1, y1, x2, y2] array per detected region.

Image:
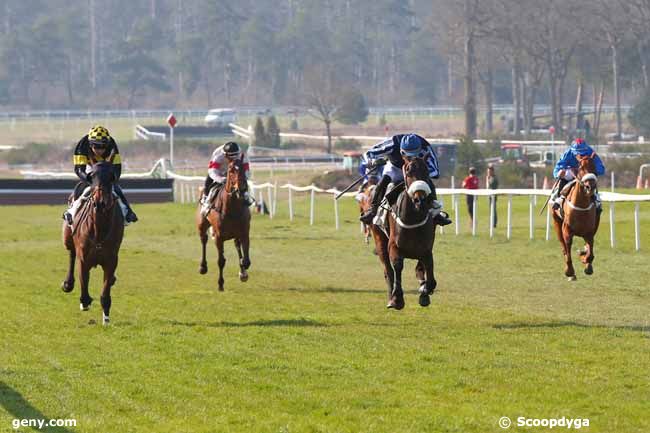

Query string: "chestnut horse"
[[371, 158, 437, 310], [196, 158, 251, 291], [358, 180, 377, 244], [552, 154, 600, 281], [62, 161, 124, 325]]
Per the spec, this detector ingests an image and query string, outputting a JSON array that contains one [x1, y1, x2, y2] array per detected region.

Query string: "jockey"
[[355, 156, 381, 202], [551, 138, 605, 211], [359, 133, 452, 226], [63, 125, 138, 226], [200, 141, 253, 216]]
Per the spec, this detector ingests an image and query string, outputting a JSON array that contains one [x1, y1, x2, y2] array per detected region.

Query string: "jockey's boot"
[[243, 191, 255, 207], [359, 175, 391, 224], [62, 187, 92, 226], [432, 209, 452, 226], [200, 194, 211, 217], [594, 190, 603, 214], [551, 178, 569, 210], [113, 185, 138, 224]]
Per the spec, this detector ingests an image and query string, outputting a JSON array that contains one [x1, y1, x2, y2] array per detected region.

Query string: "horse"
[[61, 161, 124, 325], [196, 158, 251, 291], [358, 179, 377, 244], [552, 153, 600, 281], [370, 158, 437, 310]]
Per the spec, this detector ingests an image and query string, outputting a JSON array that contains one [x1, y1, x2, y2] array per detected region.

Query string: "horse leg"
[[100, 261, 117, 325], [216, 237, 226, 291], [373, 231, 394, 304], [234, 238, 249, 282], [388, 248, 405, 310], [563, 231, 576, 281], [78, 263, 93, 310], [418, 253, 436, 307], [415, 260, 425, 287], [61, 248, 76, 293], [198, 221, 209, 274], [582, 236, 595, 275]]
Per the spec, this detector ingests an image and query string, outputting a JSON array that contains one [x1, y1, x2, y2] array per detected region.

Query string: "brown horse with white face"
[[371, 158, 437, 310], [552, 153, 600, 280], [62, 161, 124, 325], [196, 158, 251, 291]]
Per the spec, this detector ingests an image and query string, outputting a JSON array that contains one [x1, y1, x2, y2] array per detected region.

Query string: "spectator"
[[461, 166, 480, 225], [486, 164, 498, 227]]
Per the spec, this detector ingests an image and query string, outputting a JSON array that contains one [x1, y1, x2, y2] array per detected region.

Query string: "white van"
[[204, 108, 237, 127]]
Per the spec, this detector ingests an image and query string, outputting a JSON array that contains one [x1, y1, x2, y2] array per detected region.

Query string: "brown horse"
[[358, 180, 377, 244], [371, 158, 437, 310], [196, 158, 251, 291], [62, 161, 124, 325], [552, 154, 600, 281]]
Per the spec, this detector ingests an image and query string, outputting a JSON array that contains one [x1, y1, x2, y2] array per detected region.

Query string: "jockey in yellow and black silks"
[[63, 125, 138, 225]]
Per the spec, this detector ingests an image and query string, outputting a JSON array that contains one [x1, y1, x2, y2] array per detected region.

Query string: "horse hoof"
[[199, 264, 208, 275], [61, 280, 74, 293], [567, 275, 577, 282], [102, 315, 110, 326], [584, 264, 593, 275], [418, 294, 431, 307], [387, 296, 405, 310], [218, 286, 224, 292], [239, 271, 248, 282], [80, 303, 90, 311]]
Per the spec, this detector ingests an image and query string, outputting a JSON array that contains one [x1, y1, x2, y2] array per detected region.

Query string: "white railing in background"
[[134, 124, 166, 141], [19, 160, 650, 251]]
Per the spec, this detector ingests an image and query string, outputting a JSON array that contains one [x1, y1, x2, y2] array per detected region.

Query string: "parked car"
[[204, 108, 237, 127]]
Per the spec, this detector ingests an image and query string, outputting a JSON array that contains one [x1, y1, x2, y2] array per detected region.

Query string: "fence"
[[19, 160, 650, 250]]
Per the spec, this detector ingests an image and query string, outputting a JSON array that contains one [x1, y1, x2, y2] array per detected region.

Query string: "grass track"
[[0, 196, 648, 433]]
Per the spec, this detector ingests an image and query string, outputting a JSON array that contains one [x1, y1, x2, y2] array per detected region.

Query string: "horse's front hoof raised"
[[199, 264, 208, 275], [61, 280, 74, 293], [584, 264, 593, 275], [567, 275, 577, 282], [418, 293, 431, 307], [239, 271, 248, 282]]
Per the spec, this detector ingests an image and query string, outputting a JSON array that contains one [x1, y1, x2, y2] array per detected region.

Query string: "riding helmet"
[[400, 134, 425, 158], [88, 125, 111, 147], [224, 141, 240, 158]]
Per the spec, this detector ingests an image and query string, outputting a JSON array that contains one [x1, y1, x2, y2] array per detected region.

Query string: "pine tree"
[[254, 117, 268, 147], [266, 115, 281, 148]]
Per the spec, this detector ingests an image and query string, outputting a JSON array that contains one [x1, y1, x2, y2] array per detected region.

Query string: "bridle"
[[225, 159, 247, 200]]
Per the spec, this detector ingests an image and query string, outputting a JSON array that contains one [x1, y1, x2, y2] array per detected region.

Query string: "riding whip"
[[335, 160, 384, 200], [539, 177, 561, 216]]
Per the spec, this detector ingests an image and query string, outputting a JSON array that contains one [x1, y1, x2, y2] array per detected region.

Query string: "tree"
[[628, 92, 650, 135], [265, 115, 281, 148], [253, 117, 268, 148], [455, 136, 485, 177], [335, 88, 369, 125]]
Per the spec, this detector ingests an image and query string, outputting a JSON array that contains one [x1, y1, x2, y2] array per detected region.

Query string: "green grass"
[[0, 195, 649, 433]]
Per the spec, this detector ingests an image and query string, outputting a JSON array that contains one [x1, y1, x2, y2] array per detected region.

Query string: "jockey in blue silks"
[[551, 138, 606, 211], [359, 133, 452, 226]]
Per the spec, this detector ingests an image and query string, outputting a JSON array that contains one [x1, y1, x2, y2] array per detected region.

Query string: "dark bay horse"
[[62, 161, 124, 325], [196, 158, 251, 291], [552, 154, 600, 281], [371, 158, 437, 310]]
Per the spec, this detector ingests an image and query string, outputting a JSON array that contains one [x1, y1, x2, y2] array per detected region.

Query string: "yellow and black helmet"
[[88, 125, 111, 146]]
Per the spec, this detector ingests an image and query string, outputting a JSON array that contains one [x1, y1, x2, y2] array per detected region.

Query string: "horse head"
[[89, 161, 116, 213], [403, 158, 430, 211], [225, 158, 248, 200], [576, 153, 597, 199]]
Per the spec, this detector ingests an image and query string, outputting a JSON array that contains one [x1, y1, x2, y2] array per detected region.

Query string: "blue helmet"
[[400, 134, 426, 158]]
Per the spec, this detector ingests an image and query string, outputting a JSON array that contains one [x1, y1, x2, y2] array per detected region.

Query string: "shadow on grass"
[[493, 321, 649, 333], [286, 286, 384, 294], [168, 318, 328, 328], [0, 381, 75, 433]]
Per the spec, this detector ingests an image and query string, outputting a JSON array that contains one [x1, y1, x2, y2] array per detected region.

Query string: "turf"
[[0, 195, 648, 433]]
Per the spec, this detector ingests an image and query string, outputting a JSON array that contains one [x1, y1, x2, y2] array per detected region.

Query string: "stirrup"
[[360, 209, 376, 224], [433, 211, 452, 226]]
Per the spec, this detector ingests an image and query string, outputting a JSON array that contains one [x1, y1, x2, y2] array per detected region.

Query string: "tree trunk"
[[525, 86, 538, 136], [89, 0, 97, 94], [594, 81, 605, 138], [463, 31, 477, 135], [575, 77, 583, 131], [512, 64, 521, 136], [325, 119, 332, 154], [548, 72, 558, 134], [612, 43, 622, 138], [638, 41, 649, 89], [66, 58, 75, 106], [483, 68, 493, 133], [448, 55, 453, 98]]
